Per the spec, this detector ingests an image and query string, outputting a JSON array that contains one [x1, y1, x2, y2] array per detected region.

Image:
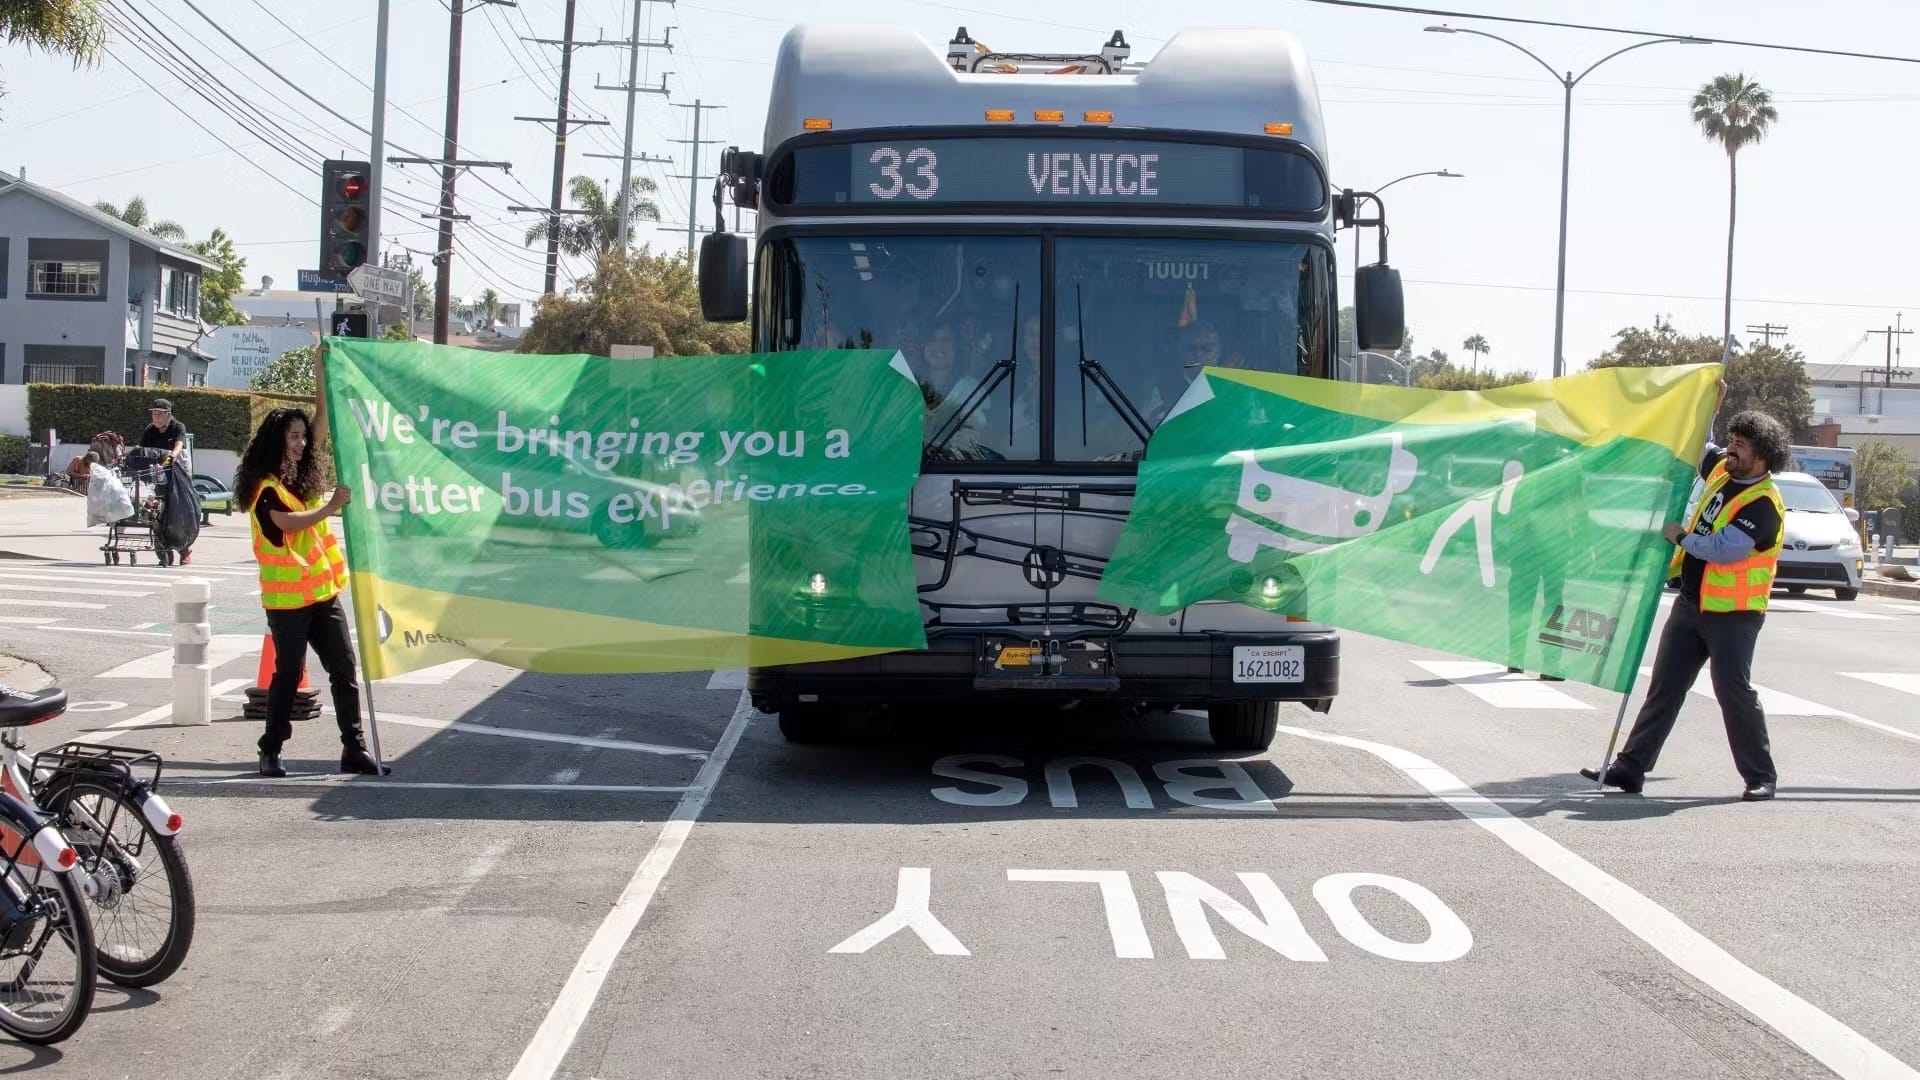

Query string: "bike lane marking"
[[1275, 723, 1920, 1080], [505, 690, 754, 1080]]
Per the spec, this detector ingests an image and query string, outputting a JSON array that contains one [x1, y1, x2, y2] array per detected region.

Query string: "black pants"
[[1615, 600, 1776, 787], [260, 597, 366, 756]]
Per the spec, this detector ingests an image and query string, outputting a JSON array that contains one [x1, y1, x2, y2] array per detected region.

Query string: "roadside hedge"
[[26, 384, 279, 452], [0, 435, 26, 474]]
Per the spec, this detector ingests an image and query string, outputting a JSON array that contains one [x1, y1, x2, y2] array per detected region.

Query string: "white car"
[[1771, 471, 1865, 600]]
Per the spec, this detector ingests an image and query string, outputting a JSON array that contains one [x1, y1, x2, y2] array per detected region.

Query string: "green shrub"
[[26, 384, 266, 451], [0, 435, 26, 475]]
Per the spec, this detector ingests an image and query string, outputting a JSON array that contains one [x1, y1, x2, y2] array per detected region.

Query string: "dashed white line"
[[1276, 724, 1920, 1080], [375, 713, 708, 759]]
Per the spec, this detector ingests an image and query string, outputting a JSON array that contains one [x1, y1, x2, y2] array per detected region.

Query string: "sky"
[[3, 0, 1916, 379]]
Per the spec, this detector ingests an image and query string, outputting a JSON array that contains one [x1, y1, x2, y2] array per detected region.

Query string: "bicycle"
[[0, 684, 195, 998], [0, 688, 94, 1045]]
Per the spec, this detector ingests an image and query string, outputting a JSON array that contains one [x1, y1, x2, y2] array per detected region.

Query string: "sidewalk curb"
[[1862, 576, 1920, 600]]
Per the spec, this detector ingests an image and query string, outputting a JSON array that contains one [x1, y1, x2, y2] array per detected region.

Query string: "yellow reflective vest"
[[1667, 460, 1784, 613], [249, 476, 347, 611]]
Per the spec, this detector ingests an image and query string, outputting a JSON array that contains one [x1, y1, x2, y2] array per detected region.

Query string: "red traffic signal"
[[338, 173, 367, 202]]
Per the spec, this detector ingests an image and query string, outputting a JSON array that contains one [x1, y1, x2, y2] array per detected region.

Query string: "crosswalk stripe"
[[44, 562, 257, 578], [1839, 672, 1920, 697], [0, 615, 56, 625], [1767, 598, 1896, 621], [96, 634, 262, 679], [705, 668, 746, 690], [0, 571, 171, 588], [1866, 600, 1920, 615], [1413, 660, 1593, 710], [0, 583, 155, 598], [0, 597, 107, 609], [1635, 665, 1855, 718]]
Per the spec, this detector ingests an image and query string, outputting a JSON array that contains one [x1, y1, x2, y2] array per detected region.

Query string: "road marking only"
[[1275, 724, 1920, 1080]]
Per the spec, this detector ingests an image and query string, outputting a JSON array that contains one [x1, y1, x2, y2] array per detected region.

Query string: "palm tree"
[[93, 195, 187, 242], [478, 287, 500, 325], [523, 176, 661, 258], [1691, 74, 1779, 364], [1463, 334, 1489, 372]]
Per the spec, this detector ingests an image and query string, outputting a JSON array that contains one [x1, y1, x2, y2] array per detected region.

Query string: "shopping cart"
[[100, 449, 184, 566]]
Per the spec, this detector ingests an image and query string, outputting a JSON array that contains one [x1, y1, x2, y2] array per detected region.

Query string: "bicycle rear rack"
[[31, 742, 164, 796]]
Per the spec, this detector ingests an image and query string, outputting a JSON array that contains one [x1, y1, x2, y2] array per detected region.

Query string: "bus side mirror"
[[1354, 264, 1405, 353], [698, 232, 749, 323]]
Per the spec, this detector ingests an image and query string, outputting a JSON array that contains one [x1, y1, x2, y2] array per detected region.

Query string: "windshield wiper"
[[927, 284, 1020, 454], [1075, 285, 1154, 448]]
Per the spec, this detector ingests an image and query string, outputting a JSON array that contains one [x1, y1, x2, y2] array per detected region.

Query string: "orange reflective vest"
[[1667, 461, 1784, 613], [249, 476, 347, 611]]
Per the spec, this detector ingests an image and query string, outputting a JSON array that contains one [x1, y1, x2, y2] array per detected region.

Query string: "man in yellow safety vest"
[[1583, 382, 1791, 801]]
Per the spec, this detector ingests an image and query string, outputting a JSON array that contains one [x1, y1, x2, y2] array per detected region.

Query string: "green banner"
[[1096, 363, 1724, 693], [319, 339, 928, 678]]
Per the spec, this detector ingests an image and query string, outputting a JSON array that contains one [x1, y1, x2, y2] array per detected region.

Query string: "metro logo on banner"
[[320, 339, 928, 679], [1097, 362, 1723, 693]]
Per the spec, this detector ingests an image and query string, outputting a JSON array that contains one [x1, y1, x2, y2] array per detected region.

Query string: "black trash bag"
[[156, 462, 202, 553]]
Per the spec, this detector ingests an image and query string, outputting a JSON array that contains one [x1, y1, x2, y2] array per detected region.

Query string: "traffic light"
[[319, 159, 371, 283]]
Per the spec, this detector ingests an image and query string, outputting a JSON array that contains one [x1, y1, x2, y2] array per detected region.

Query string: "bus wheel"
[[778, 703, 835, 743], [1207, 701, 1278, 753]]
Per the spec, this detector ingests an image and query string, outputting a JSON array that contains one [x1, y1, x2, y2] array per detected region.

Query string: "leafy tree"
[[1692, 73, 1779, 360], [93, 195, 186, 241], [518, 249, 750, 357], [252, 345, 316, 397], [1, 0, 105, 109], [191, 227, 247, 327], [1854, 440, 1914, 512], [1589, 318, 1811, 440], [1462, 333, 1489, 371], [1416, 367, 1536, 391], [382, 323, 411, 341], [523, 176, 662, 263]]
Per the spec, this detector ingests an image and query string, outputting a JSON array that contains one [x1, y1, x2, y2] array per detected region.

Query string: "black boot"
[[340, 745, 391, 776], [1579, 763, 1643, 793], [258, 751, 287, 778]]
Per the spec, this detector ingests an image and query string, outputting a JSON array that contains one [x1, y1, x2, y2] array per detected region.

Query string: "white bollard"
[[172, 578, 213, 727]]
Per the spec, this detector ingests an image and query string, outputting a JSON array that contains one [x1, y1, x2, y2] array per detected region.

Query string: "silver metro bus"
[[697, 24, 1407, 750]]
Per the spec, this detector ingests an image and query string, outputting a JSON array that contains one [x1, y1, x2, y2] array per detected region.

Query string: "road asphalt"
[[0, 491, 1917, 1079]]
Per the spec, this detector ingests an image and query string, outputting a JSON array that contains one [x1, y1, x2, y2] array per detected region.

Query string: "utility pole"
[[513, 1, 612, 296], [1745, 321, 1789, 348], [367, 0, 392, 339], [589, 0, 675, 251], [670, 99, 724, 255], [1864, 314, 1914, 414]]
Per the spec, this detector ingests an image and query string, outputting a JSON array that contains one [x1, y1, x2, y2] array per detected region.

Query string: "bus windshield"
[[760, 233, 1332, 465]]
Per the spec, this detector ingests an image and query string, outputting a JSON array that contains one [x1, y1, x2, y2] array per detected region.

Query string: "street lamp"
[[1426, 25, 1706, 377]]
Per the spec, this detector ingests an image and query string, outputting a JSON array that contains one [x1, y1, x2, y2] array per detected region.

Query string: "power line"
[[1293, 0, 1920, 65]]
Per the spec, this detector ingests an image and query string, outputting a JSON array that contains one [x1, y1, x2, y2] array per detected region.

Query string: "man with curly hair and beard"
[[233, 364, 389, 779], [1584, 381, 1789, 801]]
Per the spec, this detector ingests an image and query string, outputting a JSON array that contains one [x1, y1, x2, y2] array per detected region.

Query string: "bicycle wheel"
[[0, 863, 95, 1044], [51, 779, 195, 988]]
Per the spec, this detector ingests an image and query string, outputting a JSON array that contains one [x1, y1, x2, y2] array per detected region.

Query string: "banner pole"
[[320, 337, 389, 777], [1594, 692, 1633, 787]]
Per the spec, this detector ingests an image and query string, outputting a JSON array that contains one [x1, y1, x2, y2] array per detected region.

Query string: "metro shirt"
[[1678, 444, 1784, 603]]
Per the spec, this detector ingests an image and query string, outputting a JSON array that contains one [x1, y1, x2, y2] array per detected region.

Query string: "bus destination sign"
[[848, 138, 1245, 205]]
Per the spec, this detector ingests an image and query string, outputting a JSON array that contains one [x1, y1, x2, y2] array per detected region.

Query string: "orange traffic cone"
[[255, 633, 309, 690]]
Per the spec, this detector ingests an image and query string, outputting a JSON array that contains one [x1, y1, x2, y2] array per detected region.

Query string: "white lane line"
[[1840, 672, 1920, 698], [376, 659, 480, 685], [1275, 724, 1920, 1080], [506, 692, 753, 1080], [1414, 660, 1592, 710], [97, 635, 261, 679], [0, 598, 107, 610], [81, 678, 254, 743], [705, 668, 746, 690], [0, 616, 56, 625], [1865, 600, 1920, 615], [0, 583, 155, 598], [168, 777, 694, 792], [375, 713, 708, 759], [1768, 598, 1896, 622]]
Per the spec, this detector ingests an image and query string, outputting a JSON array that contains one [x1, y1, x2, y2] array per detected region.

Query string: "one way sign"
[[330, 312, 369, 338]]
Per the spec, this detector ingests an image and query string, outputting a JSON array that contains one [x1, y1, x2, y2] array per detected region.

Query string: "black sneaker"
[[1579, 764, 1643, 793], [258, 752, 287, 778], [1742, 782, 1776, 801], [340, 747, 391, 776]]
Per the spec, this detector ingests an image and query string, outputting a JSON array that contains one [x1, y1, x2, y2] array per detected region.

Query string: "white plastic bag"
[[87, 467, 135, 527]]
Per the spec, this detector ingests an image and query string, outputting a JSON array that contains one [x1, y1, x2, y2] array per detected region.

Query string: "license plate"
[[1232, 646, 1304, 683], [997, 646, 1039, 669]]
